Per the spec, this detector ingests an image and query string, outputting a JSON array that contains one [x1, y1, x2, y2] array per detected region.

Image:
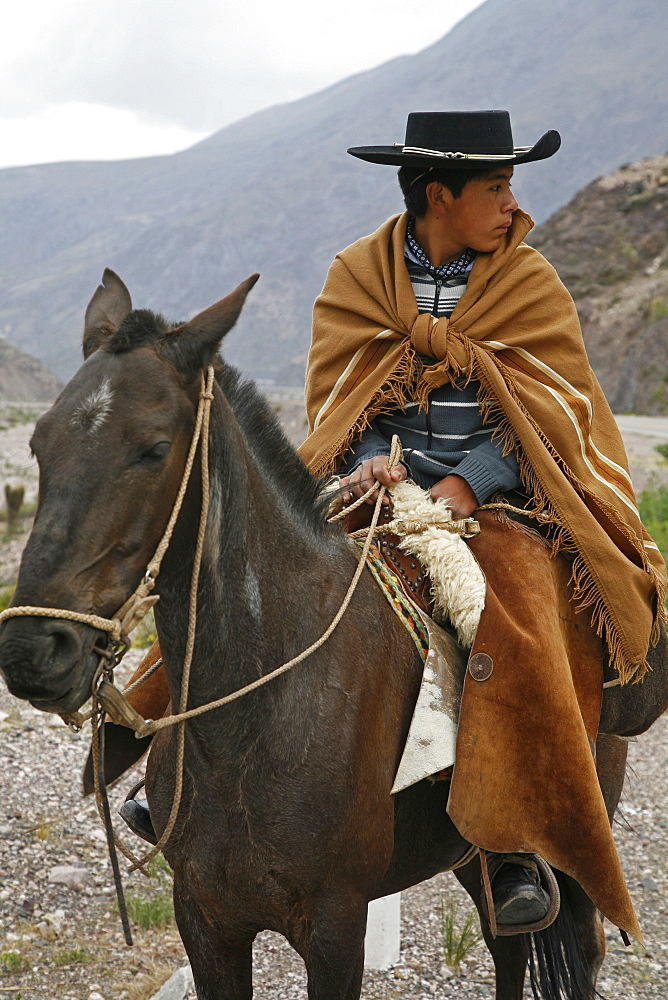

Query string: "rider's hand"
[[340, 456, 407, 505], [430, 474, 478, 519]]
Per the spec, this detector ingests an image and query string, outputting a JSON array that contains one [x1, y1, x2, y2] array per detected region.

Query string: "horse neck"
[[153, 391, 346, 717]]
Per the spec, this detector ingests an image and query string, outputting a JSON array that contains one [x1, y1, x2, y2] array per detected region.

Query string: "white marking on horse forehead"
[[72, 377, 114, 433]]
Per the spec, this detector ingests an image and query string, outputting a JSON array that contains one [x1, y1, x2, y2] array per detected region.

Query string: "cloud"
[[0, 103, 208, 168], [2, 0, 321, 131], [2, 0, 485, 134]]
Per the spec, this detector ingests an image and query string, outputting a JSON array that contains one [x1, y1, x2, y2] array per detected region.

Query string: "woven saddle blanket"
[[341, 478, 486, 645]]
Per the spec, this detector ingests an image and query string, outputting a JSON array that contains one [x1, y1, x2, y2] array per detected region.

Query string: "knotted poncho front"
[[299, 210, 667, 682]]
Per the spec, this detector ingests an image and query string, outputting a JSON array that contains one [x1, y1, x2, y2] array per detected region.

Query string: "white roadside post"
[[364, 892, 401, 970]]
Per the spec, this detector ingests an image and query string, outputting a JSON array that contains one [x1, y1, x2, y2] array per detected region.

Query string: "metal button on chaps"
[[468, 651, 493, 682]]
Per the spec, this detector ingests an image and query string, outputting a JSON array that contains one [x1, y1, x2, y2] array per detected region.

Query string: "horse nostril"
[[43, 620, 84, 666], [0, 617, 90, 706]]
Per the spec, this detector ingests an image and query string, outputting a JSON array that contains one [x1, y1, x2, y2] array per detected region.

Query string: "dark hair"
[[398, 165, 495, 217]]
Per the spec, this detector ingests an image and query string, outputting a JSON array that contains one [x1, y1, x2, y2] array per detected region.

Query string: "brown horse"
[[0, 271, 665, 1000]]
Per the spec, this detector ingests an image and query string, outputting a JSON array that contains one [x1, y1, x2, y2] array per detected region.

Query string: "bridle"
[[0, 366, 216, 672]]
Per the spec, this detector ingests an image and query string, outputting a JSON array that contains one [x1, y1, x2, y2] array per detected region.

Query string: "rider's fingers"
[[343, 468, 368, 500], [342, 456, 403, 502], [371, 456, 406, 486], [348, 461, 374, 493]]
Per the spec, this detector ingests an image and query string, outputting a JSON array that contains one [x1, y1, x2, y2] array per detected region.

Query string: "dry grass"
[[116, 959, 175, 1000]]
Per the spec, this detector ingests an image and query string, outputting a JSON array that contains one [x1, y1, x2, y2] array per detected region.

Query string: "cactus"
[[4, 483, 25, 534]]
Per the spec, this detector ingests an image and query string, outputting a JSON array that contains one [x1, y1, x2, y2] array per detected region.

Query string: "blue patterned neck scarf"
[[406, 216, 476, 279]]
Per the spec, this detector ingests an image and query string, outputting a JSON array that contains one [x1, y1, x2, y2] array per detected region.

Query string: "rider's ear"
[[160, 273, 259, 380], [83, 269, 133, 359]]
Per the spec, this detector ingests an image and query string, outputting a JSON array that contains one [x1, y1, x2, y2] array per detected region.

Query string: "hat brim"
[[347, 129, 561, 168]]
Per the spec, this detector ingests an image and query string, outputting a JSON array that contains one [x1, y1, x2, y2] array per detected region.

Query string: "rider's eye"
[[138, 441, 171, 463]]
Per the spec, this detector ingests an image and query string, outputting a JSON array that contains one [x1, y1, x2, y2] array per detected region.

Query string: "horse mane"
[[105, 309, 329, 535], [217, 364, 330, 535], [107, 309, 168, 354]]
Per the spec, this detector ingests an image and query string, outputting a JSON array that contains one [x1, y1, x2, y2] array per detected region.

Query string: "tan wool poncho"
[[299, 211, 667, 683]]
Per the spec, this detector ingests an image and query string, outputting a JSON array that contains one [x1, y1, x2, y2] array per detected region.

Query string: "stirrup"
[[118, 778, 157, 845], [480, 851, 560, 937]]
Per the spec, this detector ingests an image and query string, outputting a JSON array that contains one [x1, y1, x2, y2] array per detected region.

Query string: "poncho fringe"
[[307, 347, 424, 481], [471, 350, 666, 683]]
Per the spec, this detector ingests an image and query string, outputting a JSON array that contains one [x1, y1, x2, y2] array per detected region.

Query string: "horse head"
[[0, 269, 258, 714]]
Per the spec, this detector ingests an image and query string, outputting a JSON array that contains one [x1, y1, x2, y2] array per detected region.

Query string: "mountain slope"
[[0, 337, 62, 402], [529, 154, 668, 413], [0, 0, 666, 385]]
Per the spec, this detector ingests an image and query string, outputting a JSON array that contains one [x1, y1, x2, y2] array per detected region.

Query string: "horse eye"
[[139, 441, 171, 463]]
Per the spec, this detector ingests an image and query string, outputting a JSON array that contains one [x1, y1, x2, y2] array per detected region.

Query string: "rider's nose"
[[504, 191, 519, 213]]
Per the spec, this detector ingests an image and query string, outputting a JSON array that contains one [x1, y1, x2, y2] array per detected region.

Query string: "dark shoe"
[[118, 799, 157, 845], [491, 857, 550, 926]]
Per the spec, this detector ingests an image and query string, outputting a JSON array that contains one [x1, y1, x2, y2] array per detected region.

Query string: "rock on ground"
[[151, 964, 194, 999]]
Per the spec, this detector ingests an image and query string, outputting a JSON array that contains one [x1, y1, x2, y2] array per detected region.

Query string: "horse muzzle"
[[0, 617, 104, 713]]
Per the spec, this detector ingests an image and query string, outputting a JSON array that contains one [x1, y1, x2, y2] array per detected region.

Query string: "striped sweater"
[[342, 241, 522, 503]]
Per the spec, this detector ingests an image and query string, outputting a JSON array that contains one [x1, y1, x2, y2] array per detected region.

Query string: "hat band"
[[396, 144, 532, 161]]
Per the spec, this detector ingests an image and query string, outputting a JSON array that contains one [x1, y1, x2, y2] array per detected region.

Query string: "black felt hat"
[[348, 110, 560, 168]]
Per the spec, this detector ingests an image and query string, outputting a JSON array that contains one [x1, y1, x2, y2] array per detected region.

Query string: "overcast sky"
[[2, 0, 486, 170]]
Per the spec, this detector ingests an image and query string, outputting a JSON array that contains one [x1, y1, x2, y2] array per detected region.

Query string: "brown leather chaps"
[[449, 510, 639, 940]]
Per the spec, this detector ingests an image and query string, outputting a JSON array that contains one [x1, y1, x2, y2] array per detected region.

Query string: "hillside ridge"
[[530, 153, 668, 413], [0, 336, 62, 402]]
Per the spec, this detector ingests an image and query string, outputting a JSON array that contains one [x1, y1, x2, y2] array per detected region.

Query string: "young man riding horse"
[[298, 110, 667, 939], [113, 109, 665, 948]]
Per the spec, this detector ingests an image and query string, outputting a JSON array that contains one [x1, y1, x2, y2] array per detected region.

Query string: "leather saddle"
[[341, 500, 433, 616]]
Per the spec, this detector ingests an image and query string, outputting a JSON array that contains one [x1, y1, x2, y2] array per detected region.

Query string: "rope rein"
[[124, 364, 215, 869], [123, 432, 400, 874], [345, 514, 480, 541]]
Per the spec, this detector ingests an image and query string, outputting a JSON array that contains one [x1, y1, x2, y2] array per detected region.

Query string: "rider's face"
[[432, 169, 519, 255]]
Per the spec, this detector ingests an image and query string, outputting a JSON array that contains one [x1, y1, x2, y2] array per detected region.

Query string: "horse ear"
[[83, 269, 133, 359], [161, 274, 260, 378]]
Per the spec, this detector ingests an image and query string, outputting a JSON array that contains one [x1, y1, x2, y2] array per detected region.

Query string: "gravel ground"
[[0, 686, 665, 1000], [0, 404, 666, 999]]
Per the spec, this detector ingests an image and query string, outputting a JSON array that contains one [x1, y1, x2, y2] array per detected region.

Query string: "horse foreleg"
[[173, 880, 254, 1000], [295, 891, 368, 1000], [453, 856, 528, 1000]]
